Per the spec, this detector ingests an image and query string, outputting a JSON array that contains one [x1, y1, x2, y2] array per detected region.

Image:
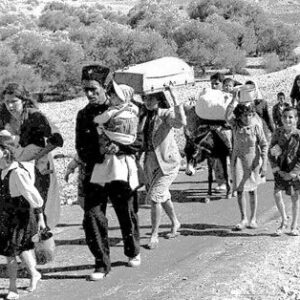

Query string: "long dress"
[[231, 122, 268, 192]]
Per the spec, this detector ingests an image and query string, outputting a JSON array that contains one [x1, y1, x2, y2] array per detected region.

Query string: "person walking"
[[0, 83, 63, 230], [269, 107, 300, 236], [76, 64, 142, 281], [0, 133, 46, 300], [141, 88, 186, 249], [225, 96, 268, 231]]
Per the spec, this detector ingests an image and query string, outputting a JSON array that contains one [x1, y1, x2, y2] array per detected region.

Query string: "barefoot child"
[[225, 99, 268, 230], [0, 134, 46, 299], [268, 107, 300, 236]]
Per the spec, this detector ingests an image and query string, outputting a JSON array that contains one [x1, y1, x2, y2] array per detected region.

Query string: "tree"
[[128, 0, 186, 39]]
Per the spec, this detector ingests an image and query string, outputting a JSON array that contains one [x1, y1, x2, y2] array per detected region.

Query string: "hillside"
[[3, 0, 300, 26]]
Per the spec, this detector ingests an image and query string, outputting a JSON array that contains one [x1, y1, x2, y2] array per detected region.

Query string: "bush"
[[173, 20, 246, 71], [263, 53, 282, 73]]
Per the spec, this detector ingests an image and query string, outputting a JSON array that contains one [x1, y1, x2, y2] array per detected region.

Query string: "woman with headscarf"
[[0, 83, 63, 230]]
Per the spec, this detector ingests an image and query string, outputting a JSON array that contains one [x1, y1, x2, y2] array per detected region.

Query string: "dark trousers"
[[83, 179, 140, 274]]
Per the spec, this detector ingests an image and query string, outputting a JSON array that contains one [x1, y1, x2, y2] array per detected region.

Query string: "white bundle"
[[195, 88, 231, 121]]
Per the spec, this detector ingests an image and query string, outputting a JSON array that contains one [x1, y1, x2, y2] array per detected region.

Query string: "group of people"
[[2, 62, 300, 299], [204, 72, 300, 235]]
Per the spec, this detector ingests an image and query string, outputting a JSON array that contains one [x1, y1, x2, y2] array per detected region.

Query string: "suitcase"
[[114, 56, 195, 94]]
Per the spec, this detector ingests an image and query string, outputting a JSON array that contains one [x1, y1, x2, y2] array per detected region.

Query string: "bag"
[[114, 56, 195, 94], [195, 88, 230, 121], [33, 229, 55, 265]]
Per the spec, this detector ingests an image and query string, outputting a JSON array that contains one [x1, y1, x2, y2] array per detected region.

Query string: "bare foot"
[[166, 222, 181, 238], [26, 272, 41, 292], [233, 219, 248, 231]]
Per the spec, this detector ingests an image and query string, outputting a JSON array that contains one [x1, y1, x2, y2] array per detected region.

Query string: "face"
[[4, 94, 24, 118], [223, 81, 234, 93], [297, 79, 300, 88], [240, 112, 254, 126], [211, 79, 222, 90], [277, 95, 285, 103], [82, 80, 107, 105], [144, 95, 159, 110], [0, 149, 9, 170], [282, 110, 297, 130], [109, 93, 123, 106]]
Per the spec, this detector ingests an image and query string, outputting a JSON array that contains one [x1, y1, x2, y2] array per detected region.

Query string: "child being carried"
[[91, 82, 139, 188]]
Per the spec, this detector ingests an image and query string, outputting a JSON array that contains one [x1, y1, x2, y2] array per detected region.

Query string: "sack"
[[114, 56, 195, 94], [33, 229, 55, 265], [195, 88, 230, 121]]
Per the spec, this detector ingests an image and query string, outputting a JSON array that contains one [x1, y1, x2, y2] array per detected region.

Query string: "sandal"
[[6, 291, 19, 300]]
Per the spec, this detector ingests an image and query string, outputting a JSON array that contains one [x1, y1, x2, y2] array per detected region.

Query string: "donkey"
[[183, 104, 232, 198]]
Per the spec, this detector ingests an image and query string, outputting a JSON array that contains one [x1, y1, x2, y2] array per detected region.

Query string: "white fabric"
[[103, 130, 136, 145], [90, 154, 139, 190], [1, 161, 43, 208], [195, 88, 231, 120], [44, 153, 61, 229]]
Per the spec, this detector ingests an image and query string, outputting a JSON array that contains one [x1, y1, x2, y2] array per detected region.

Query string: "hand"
[[259, 166, 267, 178], [105, 142, 120, 154], [38, 218, 46, 231], [64, 168, 74, 182]]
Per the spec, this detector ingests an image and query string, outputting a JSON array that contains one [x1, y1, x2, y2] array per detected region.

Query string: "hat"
[[81, 64, 111, 86]]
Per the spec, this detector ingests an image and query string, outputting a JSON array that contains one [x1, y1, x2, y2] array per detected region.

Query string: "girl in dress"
[[225, 98, 268, 231], [0, 133, 46, 300]]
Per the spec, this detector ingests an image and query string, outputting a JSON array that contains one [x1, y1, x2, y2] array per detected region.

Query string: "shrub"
[[263, 53, 282, 73]]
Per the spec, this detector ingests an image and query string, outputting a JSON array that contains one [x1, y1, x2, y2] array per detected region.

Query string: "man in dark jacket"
[[76, 64, 142, 281]]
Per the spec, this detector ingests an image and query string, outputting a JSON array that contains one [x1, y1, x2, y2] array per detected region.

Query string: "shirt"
[[1, 161, 43, 208]]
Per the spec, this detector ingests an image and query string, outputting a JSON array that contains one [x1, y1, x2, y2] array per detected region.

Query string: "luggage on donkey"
[[114, 56, 195, 94], [195, 88, 232, 122]]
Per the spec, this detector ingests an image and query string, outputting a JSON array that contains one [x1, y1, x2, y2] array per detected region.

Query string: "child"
[[223, 77, 235, 95], [91, 82, 140, 188], [225, 98, 268, 230], [0, 134, 46, 299], [142, 87, 186, 249], [268, 107, 300, 236], [272, 92, 290, 129]]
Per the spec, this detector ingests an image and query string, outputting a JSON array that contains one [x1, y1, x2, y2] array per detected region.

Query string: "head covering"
[[81, 64, 111, 86], [113, 82, 134, 103]]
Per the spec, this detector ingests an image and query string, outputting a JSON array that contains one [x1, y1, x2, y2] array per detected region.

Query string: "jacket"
[[143, 105, 186, 175]]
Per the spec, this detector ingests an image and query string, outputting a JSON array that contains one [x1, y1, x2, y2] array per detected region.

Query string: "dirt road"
[[0, 168, 298, 300]]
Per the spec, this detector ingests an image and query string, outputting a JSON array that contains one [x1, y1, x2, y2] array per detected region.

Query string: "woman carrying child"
[[269, 106, 300, 236], [141, 87, 186, 249], [0, 132, 46, 300], [225, 95, 268, 231]]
